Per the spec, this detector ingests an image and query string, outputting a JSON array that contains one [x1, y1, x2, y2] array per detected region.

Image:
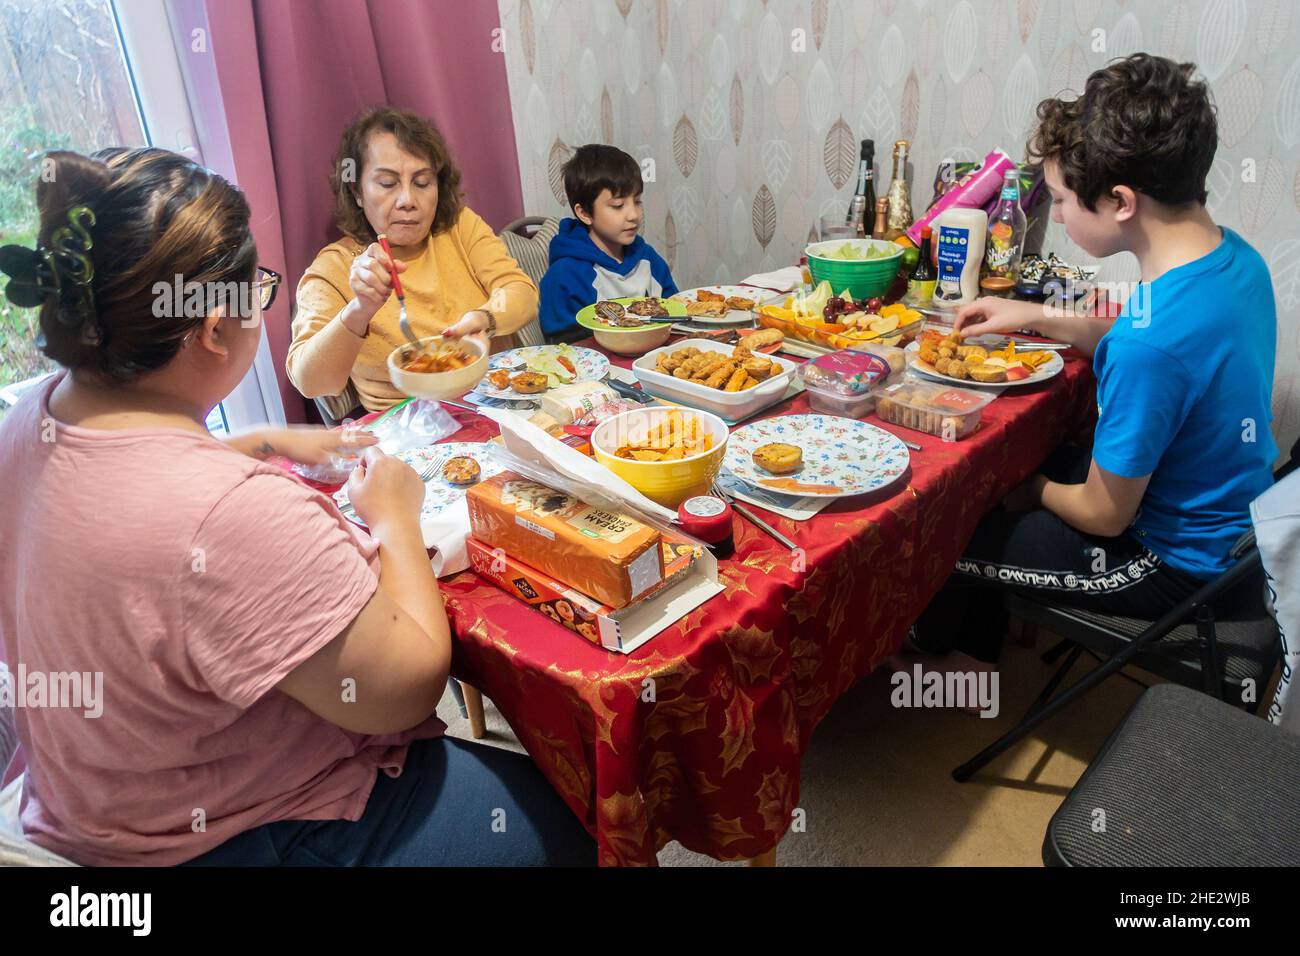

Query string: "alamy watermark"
[[0, 662, 103, 718], [890, 663, 1000, 718]]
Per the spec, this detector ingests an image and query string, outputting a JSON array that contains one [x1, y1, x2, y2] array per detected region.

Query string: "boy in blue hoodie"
[[539, 144, 678, 341]]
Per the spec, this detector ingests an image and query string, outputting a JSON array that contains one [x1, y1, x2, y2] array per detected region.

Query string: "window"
[[0, 0, 284, 432], [0, 0, 145, 416]]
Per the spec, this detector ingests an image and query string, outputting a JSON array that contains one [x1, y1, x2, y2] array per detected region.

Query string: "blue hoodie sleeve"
[[538, 257, 596, 336]]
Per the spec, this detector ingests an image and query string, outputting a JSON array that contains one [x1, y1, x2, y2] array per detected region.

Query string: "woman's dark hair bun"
[[35, 151, 112, 247], [22, 147, 257, 382]]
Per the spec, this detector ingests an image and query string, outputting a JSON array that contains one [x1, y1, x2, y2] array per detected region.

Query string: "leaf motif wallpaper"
[[497, 0, 1300, 450]]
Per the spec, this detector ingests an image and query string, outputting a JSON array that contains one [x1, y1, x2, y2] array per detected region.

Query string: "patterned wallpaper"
[[496, 0, 1300, 450]]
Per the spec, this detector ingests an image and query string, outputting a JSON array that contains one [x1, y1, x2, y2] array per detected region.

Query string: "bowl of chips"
[[591, 407, 729, 507]]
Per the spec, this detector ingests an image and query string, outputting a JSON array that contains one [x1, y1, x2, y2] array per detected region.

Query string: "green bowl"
[[805, 238, 904, 300]]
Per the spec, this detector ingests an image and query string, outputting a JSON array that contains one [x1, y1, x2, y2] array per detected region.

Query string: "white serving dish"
[[632, 338, 801, 420], [387, 335, 488, 400]]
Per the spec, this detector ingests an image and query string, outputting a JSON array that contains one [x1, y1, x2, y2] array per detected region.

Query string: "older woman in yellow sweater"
[[288, 107, 538, 413]]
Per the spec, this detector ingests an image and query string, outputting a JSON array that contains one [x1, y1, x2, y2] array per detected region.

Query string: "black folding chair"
[[953, 441, 1298, 783], [1043, 683, 1300, 866], [952, 531, 1280, 781]]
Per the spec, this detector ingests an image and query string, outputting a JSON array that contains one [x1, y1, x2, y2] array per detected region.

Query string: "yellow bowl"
[[591, 407, 729, 508]]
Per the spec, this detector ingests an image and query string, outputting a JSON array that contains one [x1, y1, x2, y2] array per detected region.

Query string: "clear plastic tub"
[[797, 348, 899, 418], [803, 383, 879, 418], [874, 380, 995, 441]]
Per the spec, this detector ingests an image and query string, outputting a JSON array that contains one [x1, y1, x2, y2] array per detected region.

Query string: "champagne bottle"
[[885, 139, 912, 234], [871, 198, 890, 240], [845, 139, 876, 237]]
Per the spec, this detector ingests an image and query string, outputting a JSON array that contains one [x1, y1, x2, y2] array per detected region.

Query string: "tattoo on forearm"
[[252, 441, 277, 459]]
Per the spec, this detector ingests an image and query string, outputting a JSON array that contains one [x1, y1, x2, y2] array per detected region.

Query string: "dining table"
[[313, 329, 1099, 866]]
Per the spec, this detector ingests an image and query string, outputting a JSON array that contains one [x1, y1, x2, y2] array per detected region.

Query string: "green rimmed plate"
[[575, 296, 686, 332]]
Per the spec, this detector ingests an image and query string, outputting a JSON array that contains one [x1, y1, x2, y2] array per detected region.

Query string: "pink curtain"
[[169, 0, 525, 422]]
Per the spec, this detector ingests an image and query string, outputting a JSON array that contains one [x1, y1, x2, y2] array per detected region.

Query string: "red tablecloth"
[[341, 338, 1097, 865]]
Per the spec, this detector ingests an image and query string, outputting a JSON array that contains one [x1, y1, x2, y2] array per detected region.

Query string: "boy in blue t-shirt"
[[539, 144, 678, 341], [911, 54, 1278, 676]]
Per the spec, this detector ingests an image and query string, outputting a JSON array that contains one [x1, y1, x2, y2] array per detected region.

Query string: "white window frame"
[[111, 0, 286, 430]]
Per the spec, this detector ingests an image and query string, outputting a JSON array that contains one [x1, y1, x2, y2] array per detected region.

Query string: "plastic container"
[[874, 380, 995, 441], [797, 348, 903, 418], [803, 237, 903, 300], [754, 301, 924, 351], [632, 339, 799, 421]]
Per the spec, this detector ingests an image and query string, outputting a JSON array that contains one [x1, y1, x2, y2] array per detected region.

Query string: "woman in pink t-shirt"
[[0, 148, 592, 866]]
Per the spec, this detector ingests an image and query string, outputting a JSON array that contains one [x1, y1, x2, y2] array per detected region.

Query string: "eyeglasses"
[[253, 266, 281, 311]]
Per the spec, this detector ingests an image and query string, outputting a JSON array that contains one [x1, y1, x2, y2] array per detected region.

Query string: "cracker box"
[[466, 533, 706, 652], [465, 472, 665, 609]]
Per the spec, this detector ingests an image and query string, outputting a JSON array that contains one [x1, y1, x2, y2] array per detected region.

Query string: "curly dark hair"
[[330, 106, 464, 243], [1028, 53, 1217, 211]]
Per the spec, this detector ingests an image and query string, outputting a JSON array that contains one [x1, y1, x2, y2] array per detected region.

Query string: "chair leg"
[[953, 642, 1135, 782], [447, 678, 469, 718], [1029, 645, 1084, 711], [1041, 637, 1074, 665], [461, 683, 487, 739]]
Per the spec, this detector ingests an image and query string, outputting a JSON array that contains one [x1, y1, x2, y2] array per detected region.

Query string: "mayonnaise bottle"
[[931, 207, 989, 308]]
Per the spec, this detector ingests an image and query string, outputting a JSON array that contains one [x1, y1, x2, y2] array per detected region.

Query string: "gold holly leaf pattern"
[[755, 766, 795, 836], [718, 683, 758, 775], [723, 624, 783, 685]]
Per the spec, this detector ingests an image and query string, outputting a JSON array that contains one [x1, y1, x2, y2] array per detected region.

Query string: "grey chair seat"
[[1044, 683, 1300, 866], [1012, 599, 1280, 688]]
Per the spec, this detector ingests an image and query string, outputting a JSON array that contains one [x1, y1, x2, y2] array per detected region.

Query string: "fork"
[[377, 233, 421, 349], [339, 453, 447, 521]]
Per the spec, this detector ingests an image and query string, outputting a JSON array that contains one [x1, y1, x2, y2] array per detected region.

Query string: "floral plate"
[[723, 414, 909, 499]]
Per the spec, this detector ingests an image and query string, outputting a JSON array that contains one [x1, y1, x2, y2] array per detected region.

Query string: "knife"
[[606, 378, 659, 405]]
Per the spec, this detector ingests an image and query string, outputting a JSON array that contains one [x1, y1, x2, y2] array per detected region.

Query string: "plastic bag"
[[292, 399, 462, 484]]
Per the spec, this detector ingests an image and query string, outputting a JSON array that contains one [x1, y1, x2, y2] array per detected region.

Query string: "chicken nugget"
[[692, 356, 728, 381], [934, 356, 953, 375], [743, 357, 775, 380], [705, 361, 737, 389], [957, 345, 988, 363], [723, 367, 748, 392], [938, 344, 957, 359], [918, 344, 940, 366], [946, 361, 970, 380]]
